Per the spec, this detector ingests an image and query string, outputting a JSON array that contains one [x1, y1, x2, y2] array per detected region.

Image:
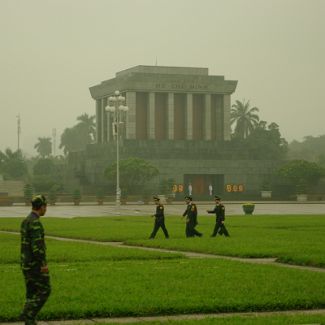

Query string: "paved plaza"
[[0, 202, 324, 218]]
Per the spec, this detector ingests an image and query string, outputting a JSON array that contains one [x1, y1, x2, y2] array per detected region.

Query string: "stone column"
[[204, 94, 211, 140], [100, 98, 104, 143], [102, 97, 108, 143], [223, 94, 231, 141], [186, 93, 193, 140], [126, 92, 136, 139], [106, 98, 111, 142], [148, 92, 155, 139], [167, 93, 174, 140], [96, 99, 102, 144]]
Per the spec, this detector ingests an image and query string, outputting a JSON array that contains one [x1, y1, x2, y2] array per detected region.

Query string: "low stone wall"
[[0, 180, 24, 196]]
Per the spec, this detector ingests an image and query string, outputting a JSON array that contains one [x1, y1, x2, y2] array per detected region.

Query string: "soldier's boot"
[[19, 310, 35, 325], [25, 320, 37, 325], [20, 314, 36, 325], [21, 314, 37, 325]]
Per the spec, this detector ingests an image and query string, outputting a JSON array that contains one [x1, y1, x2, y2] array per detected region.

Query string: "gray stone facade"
[[83, 66, 280, 198], [70, 140, 283, 199], [89, 65, 237, 143]]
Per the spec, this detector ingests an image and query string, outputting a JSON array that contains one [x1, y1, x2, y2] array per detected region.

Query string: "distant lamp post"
[[16, 114, 21, 151], [105, 90, 129, 207]]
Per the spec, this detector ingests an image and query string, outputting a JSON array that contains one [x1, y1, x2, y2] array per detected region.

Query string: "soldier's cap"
[[214, 195, 221, 200], [153, 195, 160, 201], [185, 195, 192, 201], [31, 195, 47, 208]]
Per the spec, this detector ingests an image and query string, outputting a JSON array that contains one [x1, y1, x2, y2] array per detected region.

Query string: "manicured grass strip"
[[0, 215, 325, 267], [0, 233, 183, 264], [0, 216, 154, 241], [96, 313, 325, 324], [125, 232, 325, 268], [1, 258, 325, 321]]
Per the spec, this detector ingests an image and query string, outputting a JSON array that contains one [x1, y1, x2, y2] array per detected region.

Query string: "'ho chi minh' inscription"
[[155, 82, 209, 91]]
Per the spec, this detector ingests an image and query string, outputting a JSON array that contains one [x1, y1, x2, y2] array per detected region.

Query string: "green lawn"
[[1, 258, 325, 321], [0, 233, 182, 264], [127, 215, 325, 268], [0, 215, 324, 267], [1, 215, 325, 322]]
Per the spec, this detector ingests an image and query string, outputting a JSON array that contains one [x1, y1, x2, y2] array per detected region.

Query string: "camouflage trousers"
[[21, 270, 51, 325]]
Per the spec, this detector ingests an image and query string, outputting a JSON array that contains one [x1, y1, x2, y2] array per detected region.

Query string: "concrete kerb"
[[1, 203, 325, 218], [0, 309, 325, 324]]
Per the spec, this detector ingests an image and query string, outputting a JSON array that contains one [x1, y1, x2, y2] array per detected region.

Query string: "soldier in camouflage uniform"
[[20, 195, 51, 325], [149, 196, 169, 239]]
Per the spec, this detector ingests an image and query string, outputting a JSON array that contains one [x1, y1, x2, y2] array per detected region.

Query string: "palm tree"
[[230, 100, 260, 139], [34, 137, 52, 158], [0, 148, 27, 179], [59, 128, 77, 155], [76, 114, 96, 142], [59, 114, 96, 156]]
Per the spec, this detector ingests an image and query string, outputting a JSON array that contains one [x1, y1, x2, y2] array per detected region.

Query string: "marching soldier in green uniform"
[[149, 196, 169, 239], [207, 195, 230, 237], [20, 195, 51, 325], [182, 196, 202, 237]]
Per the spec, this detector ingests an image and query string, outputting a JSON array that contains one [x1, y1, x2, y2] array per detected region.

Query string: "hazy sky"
[[1, 0, 324, 156]]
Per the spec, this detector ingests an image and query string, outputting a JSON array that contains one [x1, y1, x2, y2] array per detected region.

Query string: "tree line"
[[33, 113, 96, 158], [1, 100, 324, 198]]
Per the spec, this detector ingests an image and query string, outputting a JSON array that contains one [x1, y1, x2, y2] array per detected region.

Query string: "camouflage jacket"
[[20, 212, 47, 271]]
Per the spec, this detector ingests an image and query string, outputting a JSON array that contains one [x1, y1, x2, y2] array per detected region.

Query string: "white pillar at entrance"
[[126, 92, 136, 139], [223, 94, 231, 141], [204, 94, 211, 140], [186, 93, 193, 140], [148, 92, 155, 139], [167, 93, 174, 140]]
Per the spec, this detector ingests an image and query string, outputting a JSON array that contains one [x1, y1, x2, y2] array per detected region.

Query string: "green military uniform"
[[20, 197, 51, 325]]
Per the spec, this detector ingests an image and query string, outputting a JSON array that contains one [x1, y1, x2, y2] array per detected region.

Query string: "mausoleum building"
[[78, 65, 280, 198], [90, 65, 237, 144]]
